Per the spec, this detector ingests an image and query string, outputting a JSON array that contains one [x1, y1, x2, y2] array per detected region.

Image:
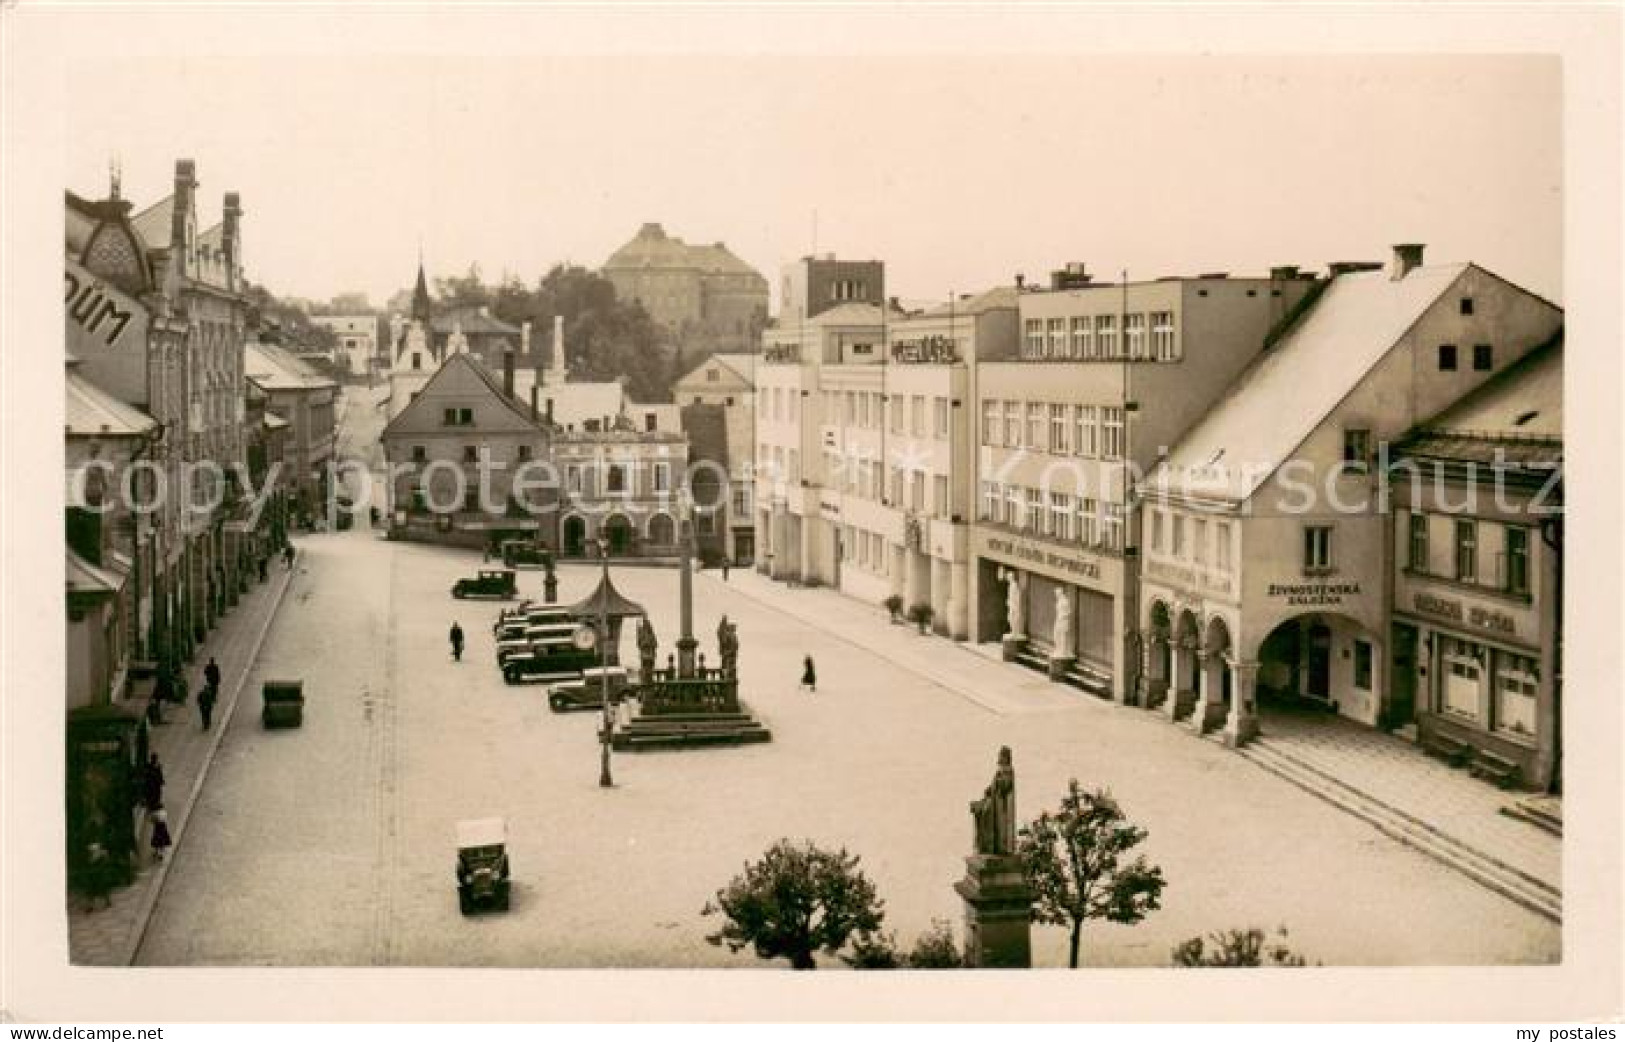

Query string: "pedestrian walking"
[[149, 806, 172, 862], [800, 655, 817, 694], [449, 621, 465, 662], [197, 682, 217, 730], [203, 656, 221, 693], [141, 754, 165, 812], [283, 544, 295, 569], [258, 556, 269, 582], [722, 560, 730, 581]]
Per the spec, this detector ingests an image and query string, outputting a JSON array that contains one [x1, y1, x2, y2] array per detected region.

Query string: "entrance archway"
[[647, 512, 675, 548], [604, 514, 634, 556], [562, 515, 587, 557], [1164, 609, 1201, 721], [1252, 612, 1381, 729], [1141, 601, 1173, 707]]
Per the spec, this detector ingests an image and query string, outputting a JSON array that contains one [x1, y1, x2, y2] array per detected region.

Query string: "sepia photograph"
[[3, 1, 1621, 1027]]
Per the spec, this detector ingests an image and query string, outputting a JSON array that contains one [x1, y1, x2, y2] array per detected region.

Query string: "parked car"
[[546, 666, 631, 712], [502, 633, 601, 685], [496, 622, 579, 666], [452, 569, 517, 600], [455, 817, 510, 915], [500, 540, 553, 569]]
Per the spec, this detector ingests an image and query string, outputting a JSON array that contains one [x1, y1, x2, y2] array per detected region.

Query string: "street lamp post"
[[597, 533, 614, 789]]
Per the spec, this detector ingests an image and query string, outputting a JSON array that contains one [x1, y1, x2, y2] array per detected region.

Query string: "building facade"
[[245, 342, 339, 522], [674, 353, 757, 565], [1139, 248, 1563, 747], [1389, 338, 1563, 791], [973, 266, 1319, 700], [310, 313, 377, 378], [602, 222, 769, 355]]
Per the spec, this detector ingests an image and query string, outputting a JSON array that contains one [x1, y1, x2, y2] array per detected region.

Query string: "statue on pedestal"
[[636, 617, 658, 682], [717, 616, 739, 677], [969, 746, 1017, 856], [1052, 588, 1074, 659], [999, 569, 1025, 637]]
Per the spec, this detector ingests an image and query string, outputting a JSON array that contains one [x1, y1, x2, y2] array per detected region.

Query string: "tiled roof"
[[66, 548, 123, 597], [431, 307, 521, 336], [1155, 263, 1471, 501], [131, 195, 173, 249], [603, 223, 762, 278], [1396, 335, 1563, 467], [245, 342, 339, 391], [65, 367, 157, 437]]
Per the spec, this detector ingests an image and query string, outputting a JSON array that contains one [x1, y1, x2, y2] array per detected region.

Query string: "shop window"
[[1354, 640, 1373, 690], [1441, 639, 1482, 721], [1494, 654, 1538, 738]]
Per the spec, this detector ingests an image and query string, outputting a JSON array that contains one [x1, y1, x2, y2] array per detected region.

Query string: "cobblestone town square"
[[132, 520, 1558, 968]]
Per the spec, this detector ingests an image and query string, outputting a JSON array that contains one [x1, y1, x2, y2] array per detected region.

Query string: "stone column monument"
[[954, 746, 1033, 968], [998, 568, 1027, 663], [675, 487, 698, 678], [1048, 587, 1075, 681]]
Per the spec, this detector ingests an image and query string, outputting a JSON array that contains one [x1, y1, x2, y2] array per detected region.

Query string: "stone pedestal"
[[1047, 654, 1074, 682], [955, 854, 1032, 968], [1001, 635, 1026, 662]]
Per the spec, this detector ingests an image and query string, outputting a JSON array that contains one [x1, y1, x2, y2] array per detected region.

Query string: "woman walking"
[[149, 806, 173, 862], [799, 655, 817, 694]]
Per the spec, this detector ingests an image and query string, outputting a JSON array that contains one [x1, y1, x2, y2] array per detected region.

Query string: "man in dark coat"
[[449, 621, 465, 662], [203, 657, 221, 693], [198, 683, 217, 730], [141, 754, 165, 812]]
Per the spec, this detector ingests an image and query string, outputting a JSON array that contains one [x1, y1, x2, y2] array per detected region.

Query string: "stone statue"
[[717, 616, 739, 677], [1000, 568, 1025, 637], [969, 746, 1017, 856], [1052, 588, 1074, 659], [636, 617, 658, 680]]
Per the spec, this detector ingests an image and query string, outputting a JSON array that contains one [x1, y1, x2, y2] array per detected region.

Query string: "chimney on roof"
[[1329, 260, 1384, 277], [503, 349, 516, 399], [222, 191, 242, 291], [1269, 265, 1301, 281], [530, 384, 539, 422], [1014, 274, 1025, 290], [1389, 243, 1425, 280], [171, 159, 197, 261], [1050, 263, 1092, 291]]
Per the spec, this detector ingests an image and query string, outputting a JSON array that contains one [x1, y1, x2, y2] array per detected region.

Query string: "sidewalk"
[[715, 567, 1563, 916], [714, 568, 1082, 716], [67, 549, 301, 965]]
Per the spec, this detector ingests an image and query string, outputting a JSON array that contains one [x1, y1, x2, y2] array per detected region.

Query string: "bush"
[[906, 919, 962, 968], [883, 594, 904, 622], [907, 603, 935, 634], [703, 839, 886, 970], [1171, 927, 1311, 967], [842, 931, 902, 969]]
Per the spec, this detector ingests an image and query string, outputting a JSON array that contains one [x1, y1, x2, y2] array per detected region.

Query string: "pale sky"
[[64, 54, 1562, 310]]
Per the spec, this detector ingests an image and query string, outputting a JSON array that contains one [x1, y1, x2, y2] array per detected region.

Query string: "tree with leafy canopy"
[[1017, 781, 1166, 968], [1170, 927, 1310, 967], [703, 839, 886, 970]]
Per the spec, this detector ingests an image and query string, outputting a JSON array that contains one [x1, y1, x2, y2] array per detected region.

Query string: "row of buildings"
[[64, 161, 339, 887], [752, 249, 1563, 792]]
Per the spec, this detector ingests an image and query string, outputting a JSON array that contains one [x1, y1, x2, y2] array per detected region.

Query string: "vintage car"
[[496, 622, 579, 666], [545, 666, 632, 712], [455, 817, 510, 914], [500, 540, 553, 569], [451, 569, 517, 600], [502, 631, 602, 685], [261, 679, 305, 728]]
